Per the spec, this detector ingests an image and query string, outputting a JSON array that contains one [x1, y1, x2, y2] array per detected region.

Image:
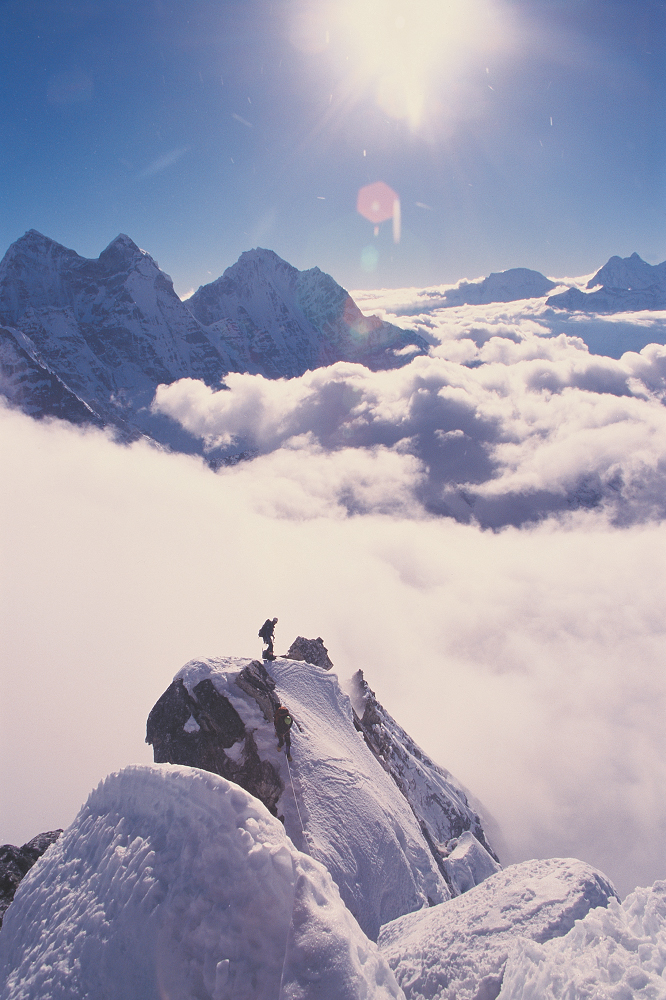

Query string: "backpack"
[[275, 707, 292, 730], [258, 619, 272, 640]]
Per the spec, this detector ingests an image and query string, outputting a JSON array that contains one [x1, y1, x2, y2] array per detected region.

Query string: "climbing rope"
[[285, 754, 309, 851]]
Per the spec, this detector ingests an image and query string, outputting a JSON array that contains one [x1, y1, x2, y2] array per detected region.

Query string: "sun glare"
[[334, 0, 512, 128]]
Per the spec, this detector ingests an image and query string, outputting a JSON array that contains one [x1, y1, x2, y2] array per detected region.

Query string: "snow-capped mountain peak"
[[187, 246, 427, 378], [547, 251, 666, 312], [0, 232, 427, 455], [586, 251, 666, 292]]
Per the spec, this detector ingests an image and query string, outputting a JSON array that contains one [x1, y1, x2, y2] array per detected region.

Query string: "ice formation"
[[0, 764, 403, 1000]]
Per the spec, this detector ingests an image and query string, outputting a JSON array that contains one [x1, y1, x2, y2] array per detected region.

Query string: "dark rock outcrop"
[[284, 636, 333, 670], [146, 661, 284, 815], [0, 830, 62, 928]]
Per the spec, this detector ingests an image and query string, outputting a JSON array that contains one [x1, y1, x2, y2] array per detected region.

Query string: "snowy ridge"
[[351, 669, 499, 893], [169, 656, 454, 940], [0, 764, 402, 1000], [0, 325, 102, 424], [379, 857, 619, 1000], [5, 652, 666, 998], [547, 252, 666, 313]]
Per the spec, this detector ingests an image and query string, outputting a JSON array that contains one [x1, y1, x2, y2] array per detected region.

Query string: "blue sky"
[[2, 0, 665, 295]]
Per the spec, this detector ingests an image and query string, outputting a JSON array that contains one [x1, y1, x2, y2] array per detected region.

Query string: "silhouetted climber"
[[258, 617, 278, 660], [274, 705, 293, 761]]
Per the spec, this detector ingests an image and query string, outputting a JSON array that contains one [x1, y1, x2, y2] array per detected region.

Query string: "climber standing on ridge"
[[274, 704, 293, 761], [258, 617, 278, 660]]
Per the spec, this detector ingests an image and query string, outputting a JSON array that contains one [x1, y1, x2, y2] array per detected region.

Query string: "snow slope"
[[547, 253, 666, 312], [0, 764, 403, 1000], [187, 249, 428, 377], [378, 857, 619, 1000], [350, 670, 499, 880], [169, 656, 456, 940], [499, 881, 666, 1000], [441, 268, 558, 307]]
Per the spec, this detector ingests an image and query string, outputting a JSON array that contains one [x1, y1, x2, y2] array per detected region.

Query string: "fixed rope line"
[[285, 754, 309, 851]]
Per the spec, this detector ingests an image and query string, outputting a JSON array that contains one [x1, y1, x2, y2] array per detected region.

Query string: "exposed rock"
[[234, 656, 281, 720], [284, 636, 334, 670], [146, 662, 284, 815], [0, 830, 62, 928]]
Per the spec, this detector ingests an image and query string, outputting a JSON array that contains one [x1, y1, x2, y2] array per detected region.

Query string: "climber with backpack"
[[274, 705, 293, 761], [258, 617, 278, 660]]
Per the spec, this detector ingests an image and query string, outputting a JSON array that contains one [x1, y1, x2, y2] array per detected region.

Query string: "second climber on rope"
[[274, 704, 293, 761]]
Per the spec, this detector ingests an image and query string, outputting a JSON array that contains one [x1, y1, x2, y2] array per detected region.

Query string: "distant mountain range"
[[0, 230, 427, 455], [546, 252, 666, 312], [1, 230, 664, 458]]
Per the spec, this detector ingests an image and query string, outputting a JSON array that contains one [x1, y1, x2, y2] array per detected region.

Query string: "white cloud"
[[2, 401, 666, 901], [153, 323, 666, 526], [4, 289, 666, 900]]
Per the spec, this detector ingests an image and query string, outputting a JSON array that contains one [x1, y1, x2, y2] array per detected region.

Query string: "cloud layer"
[[154, 294, 666, 528], [2, 393, 666, 899], [3, 290, 666, 900]]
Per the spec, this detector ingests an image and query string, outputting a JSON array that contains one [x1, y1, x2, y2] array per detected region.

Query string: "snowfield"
[[0, 764, 403, 1000], [378, 857, 619, 1000], [499, 881, 666, 1000]]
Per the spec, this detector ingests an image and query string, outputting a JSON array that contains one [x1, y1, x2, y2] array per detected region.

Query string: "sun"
[[333, 0, 513, 129]]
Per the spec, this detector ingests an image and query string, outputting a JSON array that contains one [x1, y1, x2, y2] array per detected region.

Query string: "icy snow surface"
[[378, 857, 619, 1000], [0, 764, 403, 1000], [174, 656, 451, 940], [442, 830, 501, 895], [499, 881, 666, 1000], [351, 672, 498, 873]]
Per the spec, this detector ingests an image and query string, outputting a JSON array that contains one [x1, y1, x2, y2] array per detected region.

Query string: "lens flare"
[[335, 0, 513, 128], [357, 181, 401, 242]]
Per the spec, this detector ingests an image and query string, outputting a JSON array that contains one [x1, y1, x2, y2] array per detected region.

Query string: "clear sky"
[[2, 0, 665, 296]]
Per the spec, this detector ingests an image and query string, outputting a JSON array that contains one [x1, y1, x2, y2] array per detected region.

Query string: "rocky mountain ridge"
[[0, 832, 62, 929], [0, 231, 427, 458], [1, 651, 647, 1000], [547, 252, 666, 312], [145, 655, 501, 939]]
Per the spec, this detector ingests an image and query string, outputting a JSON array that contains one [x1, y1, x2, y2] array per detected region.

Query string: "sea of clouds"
[[2, 288, 666, 900], [154, 292, 666, 528]]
